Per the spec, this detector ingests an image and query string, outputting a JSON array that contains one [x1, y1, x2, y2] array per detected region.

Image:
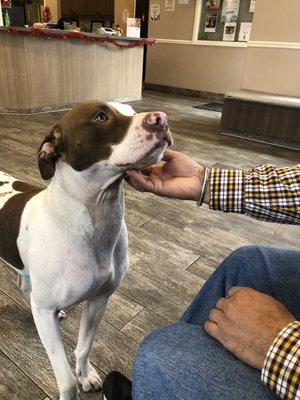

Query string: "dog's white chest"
[[18, 186, 128, 309]]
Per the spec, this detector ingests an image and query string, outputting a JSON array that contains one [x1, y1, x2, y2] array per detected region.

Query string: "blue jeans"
[[133, 246, 300, 400]]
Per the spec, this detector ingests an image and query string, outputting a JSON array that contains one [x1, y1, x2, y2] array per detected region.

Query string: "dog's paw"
[[77, 365, 102, 392]]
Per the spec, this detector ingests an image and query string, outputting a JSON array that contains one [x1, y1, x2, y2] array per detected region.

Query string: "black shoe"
[[102, 371, 133, 400]]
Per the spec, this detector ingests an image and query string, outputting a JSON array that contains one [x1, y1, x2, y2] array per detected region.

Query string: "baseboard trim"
[[0, 96, 142, 115], [143, 83, 224, 102]]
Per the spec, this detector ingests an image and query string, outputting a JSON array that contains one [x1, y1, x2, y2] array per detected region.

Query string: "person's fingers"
[[125, 170, 156, 193], [215, 297, 228, 311], [141, 166, 154, 176], [204, 320, 220, 341], [125, 169, 141, 180], [125, 175, 143, 191], [162, 149, 182, 162], [208, 308, 224, 324], [227, 286, 242, 297]]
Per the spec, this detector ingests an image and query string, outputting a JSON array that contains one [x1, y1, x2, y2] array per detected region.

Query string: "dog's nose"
[[145, 112, 168, 131]]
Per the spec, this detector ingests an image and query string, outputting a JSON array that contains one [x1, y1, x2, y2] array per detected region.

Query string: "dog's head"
[[38, 101, 172, 180]]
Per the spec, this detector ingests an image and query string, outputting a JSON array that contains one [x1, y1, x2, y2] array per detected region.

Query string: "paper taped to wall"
[[238, 22, 252, 41], [165, 0, 175, 12], [151, 4, 160, 20]]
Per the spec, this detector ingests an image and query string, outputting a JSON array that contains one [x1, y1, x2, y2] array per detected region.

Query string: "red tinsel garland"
[[2, 27, 157, 49]]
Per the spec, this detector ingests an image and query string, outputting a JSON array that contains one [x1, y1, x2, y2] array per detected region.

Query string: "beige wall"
[[242, 48, 300, 97], [146, 0, 300, 97], [146, 0, 247, 94], [148, 0, 196, 41], [241, 0, 300, 97], [250, 0, 300, 43], [146, 44, 247, 94]]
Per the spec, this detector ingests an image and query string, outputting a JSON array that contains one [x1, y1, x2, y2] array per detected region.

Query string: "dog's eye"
[[95, 112, 108, 122]]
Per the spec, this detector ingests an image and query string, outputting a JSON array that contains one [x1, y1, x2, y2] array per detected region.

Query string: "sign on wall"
[[223, 21, 237, 41], [249, 0, 256, 13], [178, 0, 189, 4], [150, 4, 160, 20], [122, 9, 130, 22], [238, 22, 252, 41], [165, 0, 175, 12], [127, 18, 141, 38]]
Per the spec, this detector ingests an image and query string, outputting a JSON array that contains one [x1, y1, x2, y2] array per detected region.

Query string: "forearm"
[[261, 321, 300, 400], [205, 165, 300, 224]]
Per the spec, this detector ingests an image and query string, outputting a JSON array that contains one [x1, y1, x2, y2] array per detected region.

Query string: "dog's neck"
[[48, 160, 125, 206], [44, 160, 126, 252]]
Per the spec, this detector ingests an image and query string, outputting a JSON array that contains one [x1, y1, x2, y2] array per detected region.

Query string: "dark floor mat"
[[194, 102, 223, 112]]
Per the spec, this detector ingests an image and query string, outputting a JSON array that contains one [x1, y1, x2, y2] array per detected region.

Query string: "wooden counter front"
[[0, 29, 144, 113]]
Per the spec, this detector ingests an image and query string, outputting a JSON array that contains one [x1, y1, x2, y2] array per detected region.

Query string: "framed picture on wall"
[[206, 0, 221, 10], [204, 13, 218, 32]]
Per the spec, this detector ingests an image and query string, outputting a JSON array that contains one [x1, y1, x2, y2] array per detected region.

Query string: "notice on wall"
[[204, 13, 218, 32], [127, 18, 141, 38], [165, 0, 175, 12], [178, 0, 189, 4], [221, 0, 240, 22], [223, 22, 237, 41], [206, 0, 221, 10], [238, 22, 252, 41], [151, 4, 161, 20], [122, 9, 130, 22], [249, 0, 256, 12]]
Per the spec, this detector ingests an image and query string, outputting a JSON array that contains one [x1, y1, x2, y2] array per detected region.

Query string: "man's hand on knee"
[[204, 287, 295, 369]]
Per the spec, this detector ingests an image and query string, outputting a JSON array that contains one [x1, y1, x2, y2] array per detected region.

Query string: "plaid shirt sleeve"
[[209, 165, 300, 224], [261, 321, 300, 400]]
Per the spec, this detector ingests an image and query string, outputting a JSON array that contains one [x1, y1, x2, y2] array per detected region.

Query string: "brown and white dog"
[[0, 101, 172, 400]]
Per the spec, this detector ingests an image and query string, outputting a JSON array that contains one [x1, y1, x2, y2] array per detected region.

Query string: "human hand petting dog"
[[204, 287, 295, 369], [126, 149, 210, 202]]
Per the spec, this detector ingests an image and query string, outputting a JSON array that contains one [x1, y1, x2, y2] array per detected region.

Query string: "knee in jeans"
[[135, 325, 172, 370], [229, 245, 263, 265], [224, 245, 264, 273], [137, 327, 165, 358], [231, 245, 263, 261]]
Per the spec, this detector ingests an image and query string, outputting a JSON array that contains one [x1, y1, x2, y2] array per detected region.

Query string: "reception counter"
[[0, 27, 155, 114]]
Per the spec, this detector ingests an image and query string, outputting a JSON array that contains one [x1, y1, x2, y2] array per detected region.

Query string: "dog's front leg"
[[31, 299, 78, 400], [75, 295, 108, 392]]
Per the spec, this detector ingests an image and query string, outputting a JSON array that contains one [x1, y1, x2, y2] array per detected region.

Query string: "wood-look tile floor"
[[0, 91, 299, 399]]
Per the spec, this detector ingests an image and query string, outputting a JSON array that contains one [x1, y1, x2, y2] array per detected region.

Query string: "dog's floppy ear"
[[37, 125, 62, 180]]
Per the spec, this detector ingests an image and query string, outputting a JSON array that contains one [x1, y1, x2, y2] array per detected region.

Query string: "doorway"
[[135, 0, 149, 81]]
